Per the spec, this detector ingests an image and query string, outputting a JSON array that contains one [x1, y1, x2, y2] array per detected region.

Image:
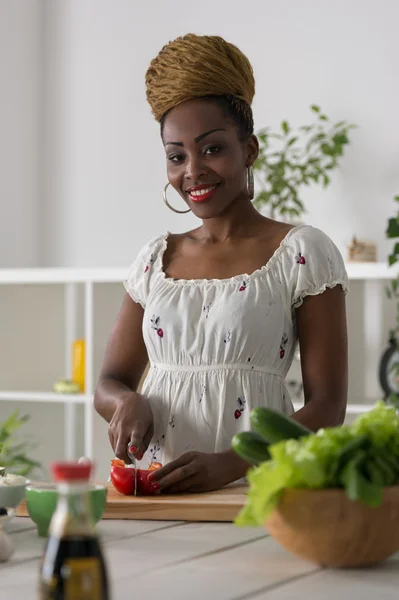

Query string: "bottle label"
[[40, 557, 103, 600], [64, 557, 102, 599]]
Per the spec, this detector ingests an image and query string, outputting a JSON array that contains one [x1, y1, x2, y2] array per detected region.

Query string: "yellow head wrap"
[[145, 34, 255, 122]]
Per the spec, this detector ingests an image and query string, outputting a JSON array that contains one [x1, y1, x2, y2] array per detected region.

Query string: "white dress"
[[124, 225, 349, 468]]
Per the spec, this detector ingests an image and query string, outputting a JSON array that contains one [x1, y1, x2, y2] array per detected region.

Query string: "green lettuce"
[[236, 401, 399, 527]]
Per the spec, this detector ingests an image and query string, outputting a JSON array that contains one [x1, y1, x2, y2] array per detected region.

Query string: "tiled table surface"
[[1, 517, 398, 599]]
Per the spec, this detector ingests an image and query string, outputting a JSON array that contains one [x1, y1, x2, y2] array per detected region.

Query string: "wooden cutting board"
[[17, 483, 248, 522]]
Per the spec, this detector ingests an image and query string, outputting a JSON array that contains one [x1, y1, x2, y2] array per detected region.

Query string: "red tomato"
[[110, 464, 135, 495], [110, 461, 161, 496], [136, 468, 157, 495]]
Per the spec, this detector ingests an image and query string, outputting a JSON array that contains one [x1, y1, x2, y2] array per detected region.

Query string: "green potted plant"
[[0, 410, 42, 477], [253, 105, 356, 221]]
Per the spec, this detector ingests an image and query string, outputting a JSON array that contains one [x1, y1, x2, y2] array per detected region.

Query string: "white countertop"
[[1, 517, 398, 599]]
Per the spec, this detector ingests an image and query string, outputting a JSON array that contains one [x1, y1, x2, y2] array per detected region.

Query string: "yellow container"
[[72, 339, 85, 392]]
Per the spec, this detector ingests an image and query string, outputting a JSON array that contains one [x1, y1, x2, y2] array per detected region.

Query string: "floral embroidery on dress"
[[149, 439, 161, 462], [168, 415, 175, 429], [150, 435, 165, 462], [327, 256, 333, 277], [223, 330, 232, 344], [234, 396, 246, 419], [280, 333, 288, 359], [144, 254, 154, 273], [295, 253, 306, 265], [202, 304, 212, 319], [239, 280, 248, 291], [266, 299, 274, 317], [199, 383, 206, 403], [151, 315, 164, 338]]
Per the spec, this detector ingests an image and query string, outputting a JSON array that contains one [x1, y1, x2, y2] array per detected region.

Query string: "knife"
[[127, 444, 137, 496]]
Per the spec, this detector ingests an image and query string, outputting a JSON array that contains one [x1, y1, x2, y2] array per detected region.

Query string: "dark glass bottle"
[[38, 461, 110, 600]]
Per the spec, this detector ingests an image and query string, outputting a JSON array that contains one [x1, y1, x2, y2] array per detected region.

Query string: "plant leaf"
[[339, 452, 382, 507], [323, 174, 330, 187], [287, 136, 298, 147], [387, 218, 399, 238], [333, 133, 349, 145]]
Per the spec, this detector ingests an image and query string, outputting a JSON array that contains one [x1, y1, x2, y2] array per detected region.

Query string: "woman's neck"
[[197, 198, 270, 243]]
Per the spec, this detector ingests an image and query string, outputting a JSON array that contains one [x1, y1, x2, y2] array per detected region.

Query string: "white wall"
[[0, 0, 43, 267], [39, 0, 399, 267]]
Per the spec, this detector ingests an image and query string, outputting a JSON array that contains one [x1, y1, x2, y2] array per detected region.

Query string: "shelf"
[[0, 263, 390, 461], [0, 267, 127, 285], [0, 391, 90, 404], [0, 263, 398, 285], [345, 262, 398, 280]]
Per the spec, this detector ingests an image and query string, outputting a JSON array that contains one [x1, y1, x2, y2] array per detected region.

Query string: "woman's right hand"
[[108, 392, 154, 463]]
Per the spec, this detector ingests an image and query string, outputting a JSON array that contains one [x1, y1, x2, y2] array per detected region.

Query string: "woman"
[[94, 34, 348, 494]]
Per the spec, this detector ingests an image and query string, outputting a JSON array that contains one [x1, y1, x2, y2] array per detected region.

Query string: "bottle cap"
[[51, 461, 92, 482]]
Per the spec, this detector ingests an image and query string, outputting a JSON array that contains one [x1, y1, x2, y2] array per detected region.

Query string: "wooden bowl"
[[265, 486, 399, 568]]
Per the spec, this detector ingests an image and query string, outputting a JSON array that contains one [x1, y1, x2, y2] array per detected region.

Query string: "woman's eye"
[[204, 146, 220, 155], [168, 154, 184, 163]]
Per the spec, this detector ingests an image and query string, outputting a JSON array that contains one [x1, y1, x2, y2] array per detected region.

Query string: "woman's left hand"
[[147, 450, 248, 493]]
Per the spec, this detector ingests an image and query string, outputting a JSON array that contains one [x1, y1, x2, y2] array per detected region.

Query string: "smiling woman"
[[94, 33, 349, 495]]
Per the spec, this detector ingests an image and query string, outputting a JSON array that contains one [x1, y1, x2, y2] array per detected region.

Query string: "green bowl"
[[25, 483, 107, 537]]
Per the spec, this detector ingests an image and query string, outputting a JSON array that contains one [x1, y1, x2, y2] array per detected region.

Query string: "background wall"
[[1, 0, 399, 480], [0, 0, 43, 267], [38, 0, 399, 267]]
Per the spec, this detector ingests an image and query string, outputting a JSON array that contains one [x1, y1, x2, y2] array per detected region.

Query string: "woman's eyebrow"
[[164, 128, 227, 147]]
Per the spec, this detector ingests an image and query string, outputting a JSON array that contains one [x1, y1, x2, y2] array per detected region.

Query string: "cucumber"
[[231, 431, 270, 465], [250, 407, 311, 444]]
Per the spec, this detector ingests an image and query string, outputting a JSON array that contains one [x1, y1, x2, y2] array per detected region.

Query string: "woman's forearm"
[[291, 397, 346, 431], [94, 377, 135, 423]]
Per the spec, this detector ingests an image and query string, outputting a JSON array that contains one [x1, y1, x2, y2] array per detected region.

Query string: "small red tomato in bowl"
[[110, 459, 162, 496]]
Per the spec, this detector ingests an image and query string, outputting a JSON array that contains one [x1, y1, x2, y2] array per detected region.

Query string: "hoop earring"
[[163, 182, 191, 214], [247, 166, 254, 200]]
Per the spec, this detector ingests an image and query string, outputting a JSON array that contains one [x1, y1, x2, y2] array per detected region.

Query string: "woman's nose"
[[185, 155, 207, 181]]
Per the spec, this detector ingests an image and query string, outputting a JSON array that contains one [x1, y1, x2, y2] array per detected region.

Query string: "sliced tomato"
[[110, 460, 162, 496], [136, 468, 158, 495], [110, 464, 135, 495]]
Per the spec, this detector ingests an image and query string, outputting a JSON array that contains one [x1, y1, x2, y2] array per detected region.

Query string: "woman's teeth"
[[190, 186, 216, 197]]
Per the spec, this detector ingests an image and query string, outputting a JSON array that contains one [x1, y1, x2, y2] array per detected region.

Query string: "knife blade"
[[127, 444, 137, 496]]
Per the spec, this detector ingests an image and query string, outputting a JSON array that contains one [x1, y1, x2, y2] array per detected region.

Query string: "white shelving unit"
[[0, 261, 397, 460]]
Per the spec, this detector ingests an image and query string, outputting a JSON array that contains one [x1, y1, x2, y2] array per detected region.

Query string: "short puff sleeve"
[[123, 235, 163, 309], [281, 226, 349, 310]]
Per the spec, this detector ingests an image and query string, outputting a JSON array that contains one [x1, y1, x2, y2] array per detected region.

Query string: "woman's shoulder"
[[279, 224, 345, 263], [137, 232, 168, 255], [272, 223, 347, 282], [283, 224, 337, 247], [124, 233, 168, 307]]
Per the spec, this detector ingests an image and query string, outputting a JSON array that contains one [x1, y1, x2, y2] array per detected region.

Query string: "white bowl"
[[0, 478, 29, 510]]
